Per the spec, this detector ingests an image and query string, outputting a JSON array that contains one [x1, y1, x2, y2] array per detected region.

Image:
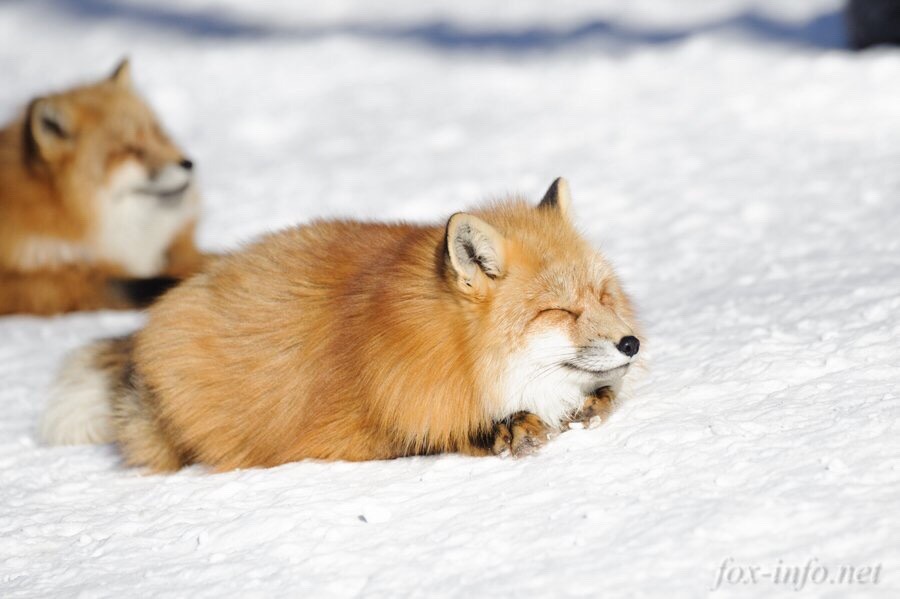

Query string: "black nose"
[[617, 335, 640, 357], [179, 158, 194, 170]]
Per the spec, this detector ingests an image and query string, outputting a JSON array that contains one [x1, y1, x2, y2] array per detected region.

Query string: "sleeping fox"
[[0, 59, 206, 315], [41, 178, 642, 471]]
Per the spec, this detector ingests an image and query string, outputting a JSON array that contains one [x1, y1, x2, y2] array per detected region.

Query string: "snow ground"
[[1, 0, 899, 596]]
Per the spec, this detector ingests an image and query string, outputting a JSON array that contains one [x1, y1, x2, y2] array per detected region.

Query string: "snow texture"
[[1, 0, 898, 597]]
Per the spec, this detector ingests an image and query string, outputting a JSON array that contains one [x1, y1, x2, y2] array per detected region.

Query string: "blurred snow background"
[[1, 0, 899, 597]]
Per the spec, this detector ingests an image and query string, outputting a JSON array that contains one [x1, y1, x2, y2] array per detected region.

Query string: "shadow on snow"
[[48, 0, 848, 51]]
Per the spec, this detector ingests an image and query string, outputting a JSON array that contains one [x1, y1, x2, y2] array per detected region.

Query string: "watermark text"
[[712, 558, 882, 591]]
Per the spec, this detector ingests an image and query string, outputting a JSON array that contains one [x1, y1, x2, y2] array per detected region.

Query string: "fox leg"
[[0, 269, 133, 315], [503, 412, 554, 456], [467, 412, 553, 457], [459, 412, 552, 457], [571, 387, 616, 428], [0, 269, 184, 315]]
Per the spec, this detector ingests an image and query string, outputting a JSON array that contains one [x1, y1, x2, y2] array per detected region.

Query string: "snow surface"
[[1, 0, 899, 597]]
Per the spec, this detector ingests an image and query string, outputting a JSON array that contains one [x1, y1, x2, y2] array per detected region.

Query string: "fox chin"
[[41, 178, 642, 472]]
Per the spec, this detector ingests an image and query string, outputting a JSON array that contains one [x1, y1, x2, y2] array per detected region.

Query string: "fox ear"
[[26, 98, 73, 160], [445, 213, 506, 294], [109, 58, 132, 88], [538, 177, 571, 217]]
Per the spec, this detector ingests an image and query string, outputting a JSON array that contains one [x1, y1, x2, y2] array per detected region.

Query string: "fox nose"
[[178, 158, 194, 171], [617, 335, 640, 357]]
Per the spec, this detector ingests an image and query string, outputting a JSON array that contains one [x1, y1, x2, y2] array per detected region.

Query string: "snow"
[[1, 0, 899, 596]]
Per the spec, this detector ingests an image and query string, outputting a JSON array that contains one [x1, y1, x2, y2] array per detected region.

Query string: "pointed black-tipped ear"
[[26, 98, 73, 161], [445, 213, 506, 295], [538, 177, 572, 217], [109, 58, 132, 88]]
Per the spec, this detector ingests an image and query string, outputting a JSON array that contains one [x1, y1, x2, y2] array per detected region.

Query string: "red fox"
[[41, 179, 641, 471], [0, 59, 207, 315]]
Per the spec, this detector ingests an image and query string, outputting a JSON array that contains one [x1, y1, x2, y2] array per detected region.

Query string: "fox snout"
[[141, 159, 194, 202], [150, 158, 193, 181], [567, 332, 640, 378], [579, 308, 638, 359]]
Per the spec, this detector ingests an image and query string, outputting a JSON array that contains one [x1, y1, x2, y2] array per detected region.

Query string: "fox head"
[[15, 59, 201, 276], [24, 59, 196, 217], [444, 178, 641, 426]]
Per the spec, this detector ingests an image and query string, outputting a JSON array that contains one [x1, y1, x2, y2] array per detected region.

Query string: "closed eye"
[[125, 145, 146, 160], [538, 307, 578, 318]]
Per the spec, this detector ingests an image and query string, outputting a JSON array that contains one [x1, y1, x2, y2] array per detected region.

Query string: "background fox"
[[0, 59, 207, 315], [41, 178, 641, 471]]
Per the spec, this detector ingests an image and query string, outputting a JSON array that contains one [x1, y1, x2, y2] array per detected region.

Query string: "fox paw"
[[571, 387, 615, 429], [492, 412, 552, 457]]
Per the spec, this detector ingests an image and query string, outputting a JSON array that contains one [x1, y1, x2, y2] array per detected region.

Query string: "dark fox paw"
[[492, 411, 553, 457], [571, 387, 615, 429]]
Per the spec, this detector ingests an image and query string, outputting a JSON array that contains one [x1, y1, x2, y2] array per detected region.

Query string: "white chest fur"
[[496, 330, 631, 428], [497, 331, 590, 427], [94, 162, 198, 277]]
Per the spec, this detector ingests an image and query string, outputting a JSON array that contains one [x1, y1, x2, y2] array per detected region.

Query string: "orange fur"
[[0, 267, 134, 314], [46, 179, 641, 471], [0, 60, 207, 315]]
